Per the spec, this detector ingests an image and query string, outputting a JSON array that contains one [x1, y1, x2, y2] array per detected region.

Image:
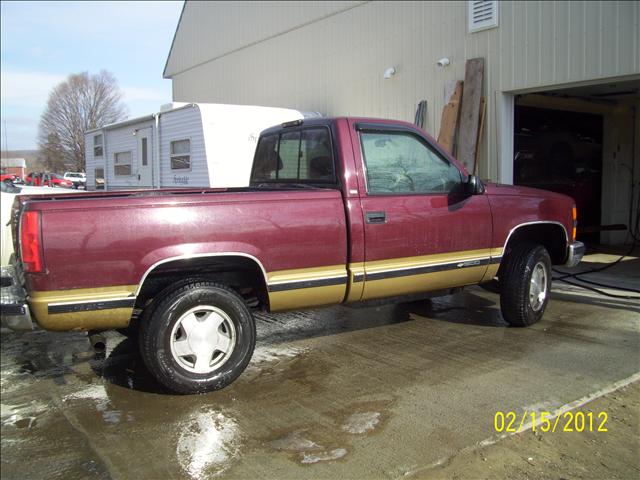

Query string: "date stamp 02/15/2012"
[[494, 410, 609, 434]]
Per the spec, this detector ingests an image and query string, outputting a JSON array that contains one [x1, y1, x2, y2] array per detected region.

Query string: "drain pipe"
[[153, 113, 161, 188]]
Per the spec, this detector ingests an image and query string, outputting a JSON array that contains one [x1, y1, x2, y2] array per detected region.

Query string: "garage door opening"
[[514, 107, 603, 244], [511, 79, 640, 246]]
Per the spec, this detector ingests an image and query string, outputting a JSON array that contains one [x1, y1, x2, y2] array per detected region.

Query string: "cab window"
[[360, 131, 462, 194], [250, 127, 335, 185]]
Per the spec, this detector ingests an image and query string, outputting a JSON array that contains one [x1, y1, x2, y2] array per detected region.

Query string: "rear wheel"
[[139, 280, 255, 394], [499, 243, 552, 327]]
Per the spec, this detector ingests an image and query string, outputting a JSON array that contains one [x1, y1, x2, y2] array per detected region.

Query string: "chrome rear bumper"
[[0, 265, 34, 331], [564, 241, 585, 268]]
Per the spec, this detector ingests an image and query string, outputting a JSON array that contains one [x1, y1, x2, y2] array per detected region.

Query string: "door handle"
[[365, 211, 386, 224]]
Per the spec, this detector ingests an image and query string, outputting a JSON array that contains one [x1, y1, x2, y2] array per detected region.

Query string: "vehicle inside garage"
[[513, 79, 640, 247]]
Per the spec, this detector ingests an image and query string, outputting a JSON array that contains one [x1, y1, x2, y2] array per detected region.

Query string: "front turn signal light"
[[572, 205, 577, 241]]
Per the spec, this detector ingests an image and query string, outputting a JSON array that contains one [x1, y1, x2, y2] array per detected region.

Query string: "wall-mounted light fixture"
[[437, 57, 451, 67], [383, 67, 397, 79]]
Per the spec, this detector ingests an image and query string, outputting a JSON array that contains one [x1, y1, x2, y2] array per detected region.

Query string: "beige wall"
[[168, 1, 640, 181], [164, 1, 364, 78]]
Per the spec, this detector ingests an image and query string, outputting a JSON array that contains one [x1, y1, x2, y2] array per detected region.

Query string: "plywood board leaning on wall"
[[474, 97, 486, 175], [437, 81, 463, 155], [456, 58, 484, 173]]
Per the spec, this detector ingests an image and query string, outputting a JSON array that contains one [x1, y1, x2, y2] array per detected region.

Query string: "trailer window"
[[170, 139, 191, 170], [250, 127, 335, 185], [93, 134, 103, 157], [114, 151, 132, 176]]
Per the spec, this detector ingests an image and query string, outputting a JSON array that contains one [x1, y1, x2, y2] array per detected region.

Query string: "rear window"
[[250, 127, 335, 185]]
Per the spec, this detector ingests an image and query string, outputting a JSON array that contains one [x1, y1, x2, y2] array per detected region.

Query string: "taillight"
[[572, 205, 577, 241], [20, 210, 44, 273]]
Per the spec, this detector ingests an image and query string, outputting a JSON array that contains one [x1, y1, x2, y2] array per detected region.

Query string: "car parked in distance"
[[0, 169, 22, 186], [25, 172, 73, 188], [63, 172, 86, 189]]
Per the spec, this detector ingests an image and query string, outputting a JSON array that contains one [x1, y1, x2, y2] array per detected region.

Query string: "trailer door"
[[137, 127, 152, 187]]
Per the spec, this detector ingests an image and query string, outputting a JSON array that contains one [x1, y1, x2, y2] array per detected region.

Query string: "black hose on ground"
[[552, 276, 640, 300]]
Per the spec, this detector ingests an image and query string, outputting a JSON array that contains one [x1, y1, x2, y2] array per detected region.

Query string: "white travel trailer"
[[84, 103, 315, 190]]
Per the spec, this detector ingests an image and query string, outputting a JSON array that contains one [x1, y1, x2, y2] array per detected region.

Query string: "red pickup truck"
[[2, 117, 584, 393]]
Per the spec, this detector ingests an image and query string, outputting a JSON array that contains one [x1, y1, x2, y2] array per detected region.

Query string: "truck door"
[[351, 121, 493, 301]]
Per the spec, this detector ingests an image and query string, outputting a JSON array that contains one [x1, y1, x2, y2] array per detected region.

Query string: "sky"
[[0, 0, 184, 150]]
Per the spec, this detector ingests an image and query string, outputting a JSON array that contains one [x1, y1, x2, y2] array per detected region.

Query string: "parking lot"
[[1, 253, 639, 479]]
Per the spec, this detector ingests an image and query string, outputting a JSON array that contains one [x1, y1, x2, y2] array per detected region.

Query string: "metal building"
[[164, 1, 640, 244]]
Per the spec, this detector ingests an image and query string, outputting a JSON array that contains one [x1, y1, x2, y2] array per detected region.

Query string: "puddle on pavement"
[[342, 411, 381, 434], [301, 448, 348, 464], [263, 398, 395, 465], [62, 382, 136, 425], [176, 408, 240, 478], [269, 431, 321, 452], [1, 399, 47, 430]]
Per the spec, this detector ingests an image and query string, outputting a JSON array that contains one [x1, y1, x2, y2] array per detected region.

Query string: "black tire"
[[136, 276, 209, 359], [139, 280, 255, 394], [499, 242, 552, 327]]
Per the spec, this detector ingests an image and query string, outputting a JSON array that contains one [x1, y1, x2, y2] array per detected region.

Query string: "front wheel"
[[499, 243, 552, 327], [139, 281, 255, 394]]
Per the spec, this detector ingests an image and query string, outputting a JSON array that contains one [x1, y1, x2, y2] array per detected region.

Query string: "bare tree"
[[38, 71, 127, 172]]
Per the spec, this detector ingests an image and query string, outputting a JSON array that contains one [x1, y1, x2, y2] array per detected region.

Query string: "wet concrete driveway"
[[2, 257, 639, 479]]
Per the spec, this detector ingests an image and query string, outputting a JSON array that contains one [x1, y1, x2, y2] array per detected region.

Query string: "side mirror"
[[465, 174, 485, 195]]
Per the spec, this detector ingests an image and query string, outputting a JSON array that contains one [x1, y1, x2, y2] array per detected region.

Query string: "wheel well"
[[503, 224, 567, 266], [134, 256, 269, 311]]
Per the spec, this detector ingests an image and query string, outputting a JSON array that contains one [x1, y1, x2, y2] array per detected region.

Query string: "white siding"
[[158, 106, 209, 188], [85, 130, 105, 191], [164, 1, 364, 77], [105, 120, 154, 189], [84, 132, 96, 189], [168, 0, 640, 181]]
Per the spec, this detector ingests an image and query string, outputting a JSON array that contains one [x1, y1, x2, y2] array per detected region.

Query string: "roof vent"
[[468, 1, 498, 33]]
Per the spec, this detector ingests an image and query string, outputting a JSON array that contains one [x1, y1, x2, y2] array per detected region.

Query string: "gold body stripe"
[[266, 249, 501, 308], [28, 248, 504, 328], [269, 284, 347, 312], [361, 265, 487, 300], [29, 285, 137, 331], [267, 264, 348, 311], [365, 248, 493, 273], [267, 265, 347, 285], [345, 262, 365, 302]]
